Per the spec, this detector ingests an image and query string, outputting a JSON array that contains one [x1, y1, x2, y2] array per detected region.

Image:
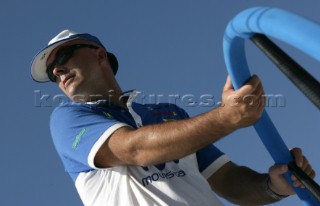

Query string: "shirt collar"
[[85, 89, 138, 107]]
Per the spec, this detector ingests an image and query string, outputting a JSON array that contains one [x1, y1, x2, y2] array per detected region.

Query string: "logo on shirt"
[[152, 111, 178, 122], [140, 160, 186, 186], [153, 112, 177, 116], [102, 111, 114, 119], [162, 118, 176, 122], [72, 128, 86, 149]]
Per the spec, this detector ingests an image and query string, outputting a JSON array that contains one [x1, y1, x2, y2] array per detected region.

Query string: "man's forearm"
[[97, 76, 264, 168], [211, 164, 284, 205], [122, 107, 236, 166]]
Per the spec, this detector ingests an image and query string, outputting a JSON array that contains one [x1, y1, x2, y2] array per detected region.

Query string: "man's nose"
[[53, 65, 69, 78]]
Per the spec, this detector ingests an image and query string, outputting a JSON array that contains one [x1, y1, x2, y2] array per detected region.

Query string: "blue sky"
[[1, 1, 319, 205]]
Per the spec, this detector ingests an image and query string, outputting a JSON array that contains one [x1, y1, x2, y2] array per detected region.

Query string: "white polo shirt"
[[50, 90, 230, 205]]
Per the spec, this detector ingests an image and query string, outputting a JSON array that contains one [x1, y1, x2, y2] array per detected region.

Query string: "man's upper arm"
[[93, 125, 135, 168], [50, 104, 130, 173]]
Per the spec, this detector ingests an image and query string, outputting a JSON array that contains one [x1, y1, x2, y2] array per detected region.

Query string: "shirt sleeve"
[[196, 144, 230, 179], [50, 103, 128, 174]]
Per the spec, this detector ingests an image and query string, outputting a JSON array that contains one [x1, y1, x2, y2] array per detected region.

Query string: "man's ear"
[[96, 48, 114, 75], [97, 48, 108, 64]]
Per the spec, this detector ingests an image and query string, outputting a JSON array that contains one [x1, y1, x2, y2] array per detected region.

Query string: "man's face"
[[46, 40, 115, 102]]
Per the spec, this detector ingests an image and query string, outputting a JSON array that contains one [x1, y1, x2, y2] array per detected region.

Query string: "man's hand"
[[268, 148, 316, 196], [218, 75, 265, 129]]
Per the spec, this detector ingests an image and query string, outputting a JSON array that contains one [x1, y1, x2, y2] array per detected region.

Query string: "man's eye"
[[57, 53, 69, 65]]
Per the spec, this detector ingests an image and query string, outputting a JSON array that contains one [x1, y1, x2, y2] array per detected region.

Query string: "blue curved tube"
[[223, 7, 320, 205]]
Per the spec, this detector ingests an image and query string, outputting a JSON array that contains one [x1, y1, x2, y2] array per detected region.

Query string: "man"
[[31, 29, 315, 206]]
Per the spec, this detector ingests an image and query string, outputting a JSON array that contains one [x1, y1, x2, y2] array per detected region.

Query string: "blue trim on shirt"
[[196, 144, 224, 173]]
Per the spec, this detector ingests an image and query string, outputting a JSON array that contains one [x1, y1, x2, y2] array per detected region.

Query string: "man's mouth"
[[63, 74, 75, 88]]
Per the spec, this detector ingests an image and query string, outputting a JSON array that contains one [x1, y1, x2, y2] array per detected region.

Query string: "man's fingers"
[[290, 148, 303, 167], [236, 75, 261, 97], [289, 148, 317, 188], [223, 75, 264, 105], [269, 164, 288, 177], [220, 74, 266, 128], [223, 75, 234, 91]]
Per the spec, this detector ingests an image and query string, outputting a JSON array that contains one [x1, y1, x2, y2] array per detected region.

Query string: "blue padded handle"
[[223, 7, 320, 205]]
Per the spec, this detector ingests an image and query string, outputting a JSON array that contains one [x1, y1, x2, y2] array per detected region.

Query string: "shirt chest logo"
[[140, 160, 186, 187]]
